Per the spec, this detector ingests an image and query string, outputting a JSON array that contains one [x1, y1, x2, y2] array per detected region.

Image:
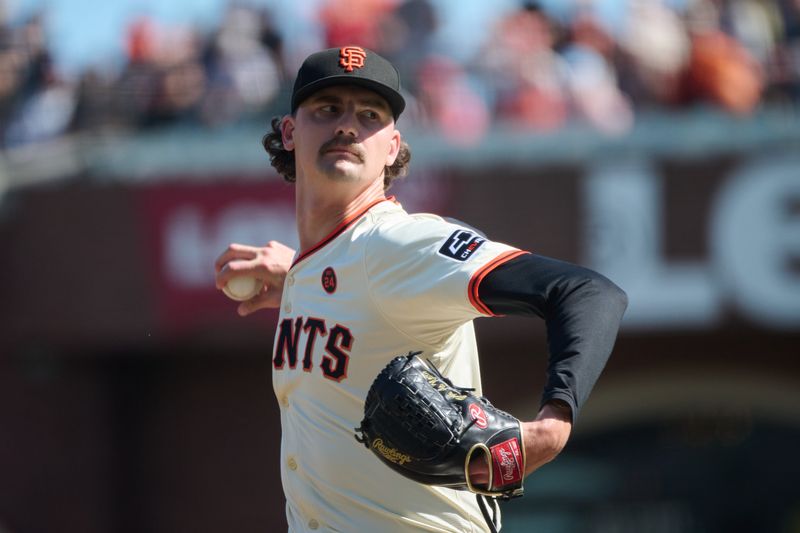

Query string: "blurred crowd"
[[0, 0, 799, 148]]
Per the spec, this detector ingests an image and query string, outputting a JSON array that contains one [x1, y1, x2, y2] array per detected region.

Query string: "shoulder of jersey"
[[365, 208, 497, 266], [368, 209, 455, 245]]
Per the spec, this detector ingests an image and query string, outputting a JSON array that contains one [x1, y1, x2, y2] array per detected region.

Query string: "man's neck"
[[295, 178, 386, 254]]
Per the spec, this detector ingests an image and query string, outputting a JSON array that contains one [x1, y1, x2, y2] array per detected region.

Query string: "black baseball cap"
[[291, 46, 406, 120]]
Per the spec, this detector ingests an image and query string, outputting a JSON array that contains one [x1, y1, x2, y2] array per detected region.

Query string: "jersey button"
[[284, 303, 292, 313], [280, 395, 289, 408], [308, 519, 319, 530], [287, 276, 294, 286], [287, 457, 297, 471]]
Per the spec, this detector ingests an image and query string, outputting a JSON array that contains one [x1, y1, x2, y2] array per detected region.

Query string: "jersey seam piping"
[[467, 250, 530, 316]]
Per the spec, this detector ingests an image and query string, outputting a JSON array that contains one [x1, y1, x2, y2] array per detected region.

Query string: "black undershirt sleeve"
[[477, 253, 628, 424]]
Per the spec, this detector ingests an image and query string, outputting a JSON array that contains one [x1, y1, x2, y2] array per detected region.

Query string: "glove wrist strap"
[[476, 495, 501, 533]]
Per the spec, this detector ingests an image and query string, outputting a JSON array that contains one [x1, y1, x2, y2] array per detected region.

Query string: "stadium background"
[[1, 0, 799, 532]]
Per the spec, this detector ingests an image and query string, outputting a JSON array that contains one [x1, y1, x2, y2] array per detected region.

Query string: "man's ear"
[[281, 116, 295, 151], [385, 128, 401, 166]]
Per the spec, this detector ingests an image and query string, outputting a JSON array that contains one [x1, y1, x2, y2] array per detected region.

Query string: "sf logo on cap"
[[339, 46, 367, 72]]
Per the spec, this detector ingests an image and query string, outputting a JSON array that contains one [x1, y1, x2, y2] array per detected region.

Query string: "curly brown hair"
[[261, 116, 412, 190]]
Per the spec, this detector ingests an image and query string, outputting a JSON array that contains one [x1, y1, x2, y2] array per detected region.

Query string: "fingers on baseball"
[[237, 289, 279, 316], [214, 243, 259, 273], [215, 262, 255, 289]]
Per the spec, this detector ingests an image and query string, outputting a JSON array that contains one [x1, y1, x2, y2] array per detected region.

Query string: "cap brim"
[[292, 76, 406, 120]]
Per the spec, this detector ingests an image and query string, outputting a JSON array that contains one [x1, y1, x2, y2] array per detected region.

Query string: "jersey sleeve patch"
[[437, 230, 486, 262]]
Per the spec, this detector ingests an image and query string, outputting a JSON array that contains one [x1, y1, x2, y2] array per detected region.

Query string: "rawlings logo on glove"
[[372, 439, 413, 465], [354, 352, 525, 499]]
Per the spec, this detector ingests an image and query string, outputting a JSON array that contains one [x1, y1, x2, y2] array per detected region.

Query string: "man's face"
[[281, 85, 401, 186]]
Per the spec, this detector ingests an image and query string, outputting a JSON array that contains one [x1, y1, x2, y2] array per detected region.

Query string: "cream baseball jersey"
[[272, 198, 527, 532]]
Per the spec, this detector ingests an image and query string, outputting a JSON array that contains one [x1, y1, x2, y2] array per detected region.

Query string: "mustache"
[[319, 138, 364, 160]]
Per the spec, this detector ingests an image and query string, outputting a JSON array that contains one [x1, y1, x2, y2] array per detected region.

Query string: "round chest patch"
[[469, 403, 488, 429], [321, 267, 337, 294]]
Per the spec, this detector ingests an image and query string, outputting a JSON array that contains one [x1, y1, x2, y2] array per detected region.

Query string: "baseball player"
[[214, 46, 627, 532]]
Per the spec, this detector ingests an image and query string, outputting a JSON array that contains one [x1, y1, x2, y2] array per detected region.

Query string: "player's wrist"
[[540, 399, 572, 422], [521, 411, 572, 476]]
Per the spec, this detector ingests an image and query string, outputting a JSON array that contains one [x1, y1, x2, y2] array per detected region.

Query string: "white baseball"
[[223, 275, 262, 301]]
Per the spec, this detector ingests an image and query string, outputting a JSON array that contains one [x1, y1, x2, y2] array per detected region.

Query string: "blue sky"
[[10, 0, 241, 72], [8, 0, 637, 75]]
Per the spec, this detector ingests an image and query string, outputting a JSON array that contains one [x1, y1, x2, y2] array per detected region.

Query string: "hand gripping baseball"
[[214, 241, 296, 315], [355, 352, 526, 500]]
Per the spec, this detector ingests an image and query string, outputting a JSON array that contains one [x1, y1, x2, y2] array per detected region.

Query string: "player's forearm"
[[538, 269, 627, 423], [477, 253, 628, 423]]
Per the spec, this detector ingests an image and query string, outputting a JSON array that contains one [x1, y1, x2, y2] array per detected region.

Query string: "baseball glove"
[[354, 351, 525, 500]]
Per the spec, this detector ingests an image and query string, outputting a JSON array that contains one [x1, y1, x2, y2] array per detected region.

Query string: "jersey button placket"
[[283, 272, 294, 313]]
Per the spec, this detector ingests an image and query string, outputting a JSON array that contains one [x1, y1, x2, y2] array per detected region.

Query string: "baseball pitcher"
[[215, 46, 627, 532]]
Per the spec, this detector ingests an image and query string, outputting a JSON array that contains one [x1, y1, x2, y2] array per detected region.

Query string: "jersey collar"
[[291, 196, 398, 268]]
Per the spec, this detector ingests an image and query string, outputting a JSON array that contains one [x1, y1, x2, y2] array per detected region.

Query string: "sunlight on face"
[[286, 85, 401, 186]]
